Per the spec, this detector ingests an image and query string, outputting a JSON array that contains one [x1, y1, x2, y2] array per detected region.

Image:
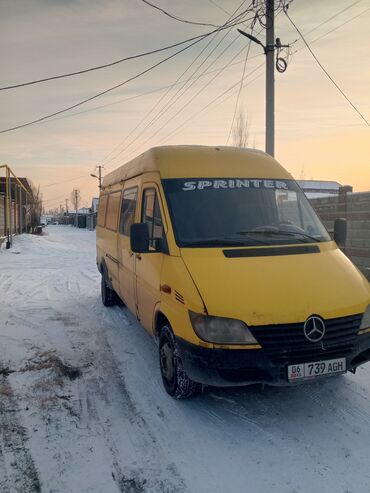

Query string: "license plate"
[[288, 357, 346, 381]]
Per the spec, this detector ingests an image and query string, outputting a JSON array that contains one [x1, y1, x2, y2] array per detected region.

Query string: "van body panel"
[[155, 256, 208, 344], [102, 146, 293, 188], [180, 242, 369, 327], [117, 175, 142, 312], [97, 224, 120, 292]]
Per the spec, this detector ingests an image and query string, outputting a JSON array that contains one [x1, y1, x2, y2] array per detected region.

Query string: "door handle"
[[136, 254, 142, 260], [129, 251, 134, 257]]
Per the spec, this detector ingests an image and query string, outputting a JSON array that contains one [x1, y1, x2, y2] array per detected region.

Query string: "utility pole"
[[90, 165, 103, 189], [98, 165, 102, 189], [238, 0, 289, 158], [65, 198, 69, 214], [266, 0, 275, 157], [74, 189, 78, 227]]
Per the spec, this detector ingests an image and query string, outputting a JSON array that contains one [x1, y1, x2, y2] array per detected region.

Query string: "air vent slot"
[[175, 291, 185, 304]]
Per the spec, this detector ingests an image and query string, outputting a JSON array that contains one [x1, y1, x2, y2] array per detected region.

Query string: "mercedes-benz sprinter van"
[[96, 146, 370, 398]]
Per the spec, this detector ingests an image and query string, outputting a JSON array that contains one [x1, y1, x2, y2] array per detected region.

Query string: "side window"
[[141, 188, 164, 248], [119, 187, 138, 236], [106, 191, 121, 231], [97, 194, 108, 227]]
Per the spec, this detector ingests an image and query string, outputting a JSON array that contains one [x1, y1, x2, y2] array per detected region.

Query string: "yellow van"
[[96, 146, 370, 398]]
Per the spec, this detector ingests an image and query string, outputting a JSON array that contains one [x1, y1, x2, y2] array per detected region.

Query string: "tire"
[[159, 325, 201, 399], [101, 270, 117, 307]]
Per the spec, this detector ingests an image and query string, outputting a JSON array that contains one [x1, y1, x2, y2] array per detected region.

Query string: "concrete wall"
[[310, 191, 370, 281]]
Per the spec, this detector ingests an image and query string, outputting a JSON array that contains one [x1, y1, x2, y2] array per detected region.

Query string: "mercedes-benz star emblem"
[[303, 316, 326, 343]]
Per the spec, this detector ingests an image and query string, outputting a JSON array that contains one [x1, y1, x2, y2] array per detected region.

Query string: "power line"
[[104, 19, 254, 167], [98, 0, 252, 164], [99, 21, 236, 166], [42, 174, 89, 188], [290, 0, 365, 45], [120, 40, 254, 164], [225, 26, 255, 144], [155, 63, 266, 145], [37, 54, 260, 127], [0, 21, 247, 135], [285, 7, 370, 128], [140, 0, 225, 28], [297, 6, 370, 49], [141, 0, 254, 28], [101, 1, 255, 167], [207, 0, 231, 16], [0, 33, 229, 92]]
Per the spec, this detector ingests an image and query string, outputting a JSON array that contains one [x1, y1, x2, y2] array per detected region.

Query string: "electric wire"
[[0, 33, 232, 92], [40, 54, 261, 127], [103, 2, 290, 167], [140, 0, 225, 28], [294, 5, 370, 52], [53, 0, 370, 134], [103, 18, 255, 168], [290, 0, 365, 45], [99, 24, 236, 166], [0, 18, 248, 135], [225, 28, 254, 144], [207, 0, 230, 16], [120, 40, 255, 164], [155, 62, 266, 145], [42, 174, 91, 188], [285, 7, 370, 128], [99, 0, 254, 166]]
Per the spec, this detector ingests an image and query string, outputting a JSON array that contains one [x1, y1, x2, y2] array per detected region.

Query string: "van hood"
[[181, 243, 370, 326]]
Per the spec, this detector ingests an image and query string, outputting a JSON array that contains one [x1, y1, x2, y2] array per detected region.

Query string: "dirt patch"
[[0, 367, 13, 377], [47, 313, 79, 327], [24, 351, 82, 380], [118, 474, 147, 493]]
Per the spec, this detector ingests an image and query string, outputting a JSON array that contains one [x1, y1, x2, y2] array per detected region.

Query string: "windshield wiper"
[[181, 237, 268, 247], [236, 229, 322, 243]]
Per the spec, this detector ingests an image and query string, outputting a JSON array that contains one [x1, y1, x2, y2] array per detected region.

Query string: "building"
[[297, 180, 348, 199], [0, 170, 34, 247]]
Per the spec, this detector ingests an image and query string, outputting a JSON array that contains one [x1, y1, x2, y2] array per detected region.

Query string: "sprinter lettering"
[[181, 179, 289, 191]]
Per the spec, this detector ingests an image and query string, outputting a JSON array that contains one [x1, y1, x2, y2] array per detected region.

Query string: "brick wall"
[[310, 191, 370, 281]]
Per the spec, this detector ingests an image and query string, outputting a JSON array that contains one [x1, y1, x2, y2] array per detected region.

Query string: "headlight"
[[359, 305, 370, 334], [189, 311, 258, 345]]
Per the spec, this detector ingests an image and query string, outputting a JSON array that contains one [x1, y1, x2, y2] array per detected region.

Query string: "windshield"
[[162, 178, 331, 247]]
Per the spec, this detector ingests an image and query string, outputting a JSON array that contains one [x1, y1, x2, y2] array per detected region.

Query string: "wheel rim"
[[160, 340, 175, 384]]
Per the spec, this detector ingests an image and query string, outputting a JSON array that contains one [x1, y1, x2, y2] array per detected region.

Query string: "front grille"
[[249, 314, 362, 364]]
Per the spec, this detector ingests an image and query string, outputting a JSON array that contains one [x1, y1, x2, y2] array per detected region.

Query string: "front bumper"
[[176, 333, 370, 387]]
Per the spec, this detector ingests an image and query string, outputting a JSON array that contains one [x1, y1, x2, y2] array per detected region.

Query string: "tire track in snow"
[[0, 376, 41, 493], [69, 322, 187, 492]]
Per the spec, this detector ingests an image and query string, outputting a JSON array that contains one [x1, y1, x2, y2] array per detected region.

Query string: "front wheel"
[[159, 325, 201, 399]]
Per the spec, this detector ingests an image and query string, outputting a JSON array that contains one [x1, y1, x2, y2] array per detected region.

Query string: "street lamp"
[[90, 165, 103, 189], [90, 173, 101, 189]]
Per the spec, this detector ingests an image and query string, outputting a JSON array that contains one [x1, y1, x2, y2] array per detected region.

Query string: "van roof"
[[101, 145, 293, 189]]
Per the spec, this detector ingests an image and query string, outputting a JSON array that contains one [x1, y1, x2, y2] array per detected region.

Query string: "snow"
[[1, 226, 370, 493]]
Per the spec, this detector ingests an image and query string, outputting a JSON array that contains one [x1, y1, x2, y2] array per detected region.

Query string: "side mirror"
[[334, 218, 347, 248], [130, 223, 149, 253]]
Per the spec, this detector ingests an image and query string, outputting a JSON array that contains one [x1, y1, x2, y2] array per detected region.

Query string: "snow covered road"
[[1, 226, 370, 493]]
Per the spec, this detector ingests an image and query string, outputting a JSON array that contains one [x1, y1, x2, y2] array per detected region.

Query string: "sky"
[[1, 0, 369, 210]]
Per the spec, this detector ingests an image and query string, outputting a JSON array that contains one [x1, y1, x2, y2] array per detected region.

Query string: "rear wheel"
[[159, 325, 201, 399], [101, 270, 117, 307]]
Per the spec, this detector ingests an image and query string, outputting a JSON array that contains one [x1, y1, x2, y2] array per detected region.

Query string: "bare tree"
[[70, 188, 81, 227], [232, 109, 251, 148], [70, 188, 81, 212], [28, 181, 43, 233]]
